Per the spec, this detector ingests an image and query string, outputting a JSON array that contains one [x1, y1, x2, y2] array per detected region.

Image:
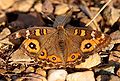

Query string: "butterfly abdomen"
[[58, 40, 65, 53]]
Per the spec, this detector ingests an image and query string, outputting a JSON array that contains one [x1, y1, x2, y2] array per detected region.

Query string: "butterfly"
[[8, 11, 111, 69]]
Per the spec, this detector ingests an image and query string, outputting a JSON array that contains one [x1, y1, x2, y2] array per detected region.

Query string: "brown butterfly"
[[8, 11, 111, 69]]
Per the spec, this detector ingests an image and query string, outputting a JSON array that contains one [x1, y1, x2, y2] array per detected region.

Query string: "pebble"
[[110, 75, 120, 81], [54, 4, 70, 15], [8, 0, 35, 12], [26, 66, 35, 73], [16, 73, 47, 81], [116, 68, 120, 77], [67, 71, 95, 81], [42, 0, 54, 14], [0, 28, 11, 39], [0, 68, 7, 74], [0, 0, 15, 10], [35, 68, 46, 77], [0, 10, 6, 22], [96, 75, 120, 81], [109, 51, 120, 63], [34, 2, 42, 12], [48, 69, 67, 81]]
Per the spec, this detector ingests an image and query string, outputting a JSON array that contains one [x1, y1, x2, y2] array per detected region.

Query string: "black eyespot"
[[85, 43, 92, 49], [71, 55, 75, 59], [29, 42, 36, 49], [40, 52, 45, 56], [52, 57, 56, 60]]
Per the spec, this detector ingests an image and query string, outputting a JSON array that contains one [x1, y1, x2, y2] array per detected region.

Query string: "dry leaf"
[[75, 53, 101, 69], [9, 48, 34, 64]]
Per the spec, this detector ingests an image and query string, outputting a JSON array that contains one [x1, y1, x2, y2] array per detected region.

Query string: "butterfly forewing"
[[65, 27, 111, 54]]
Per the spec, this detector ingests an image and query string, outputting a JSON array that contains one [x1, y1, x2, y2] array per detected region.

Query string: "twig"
[[80, 0, 101, 31], [85, 0, 112, 28]]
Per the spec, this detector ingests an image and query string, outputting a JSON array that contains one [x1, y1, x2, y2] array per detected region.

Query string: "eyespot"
[[67, 53, 80, 62], [29, 42, 37, 49], [23, 39, 40, 53], [48, 55, 62, 63], [85, 43, 92, 49], [38, 49, 47, 59], [80, 39, 97, 52]]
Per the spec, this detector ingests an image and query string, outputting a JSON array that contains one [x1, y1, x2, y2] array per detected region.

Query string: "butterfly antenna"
[[40, 12, 54, 22]]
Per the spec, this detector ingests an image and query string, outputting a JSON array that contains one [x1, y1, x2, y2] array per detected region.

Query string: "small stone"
[[116, 68, 120, 77], [0, 0, 15, 10], [48, 69, 67, 81], [75, 53, 101, 69], [71, 4, 80, 12], [0, 10, 6, 23], [116, 45, 120, 51], [54, 4, 70, 15], [96, 75, 101, 81], [42, 0, 54, 14], [16, 73, 47, 81], [35, 68, 46, 77], [49, 0, 64, 4], [0, 28, 11, 40], [96, 75, 110, 81], [110, 30, 120, 44], [103, 66, 115, 74], [103, 6, 120, 26], [8, 0, 35, 12], [13, 68, 22, 73], [67, 71, 95, 81], [0, 58, 5, 65], [96, 74, 120, 81], [90, 7, 102, 23], [109, 51, 120, 63], [34, 2, 42, 12], [0, 38, 13, 45], [26, 66, 35, 73], [110, 75, 120, 81], [0, 68, 7, 74], [12, 65, 25, 73]]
